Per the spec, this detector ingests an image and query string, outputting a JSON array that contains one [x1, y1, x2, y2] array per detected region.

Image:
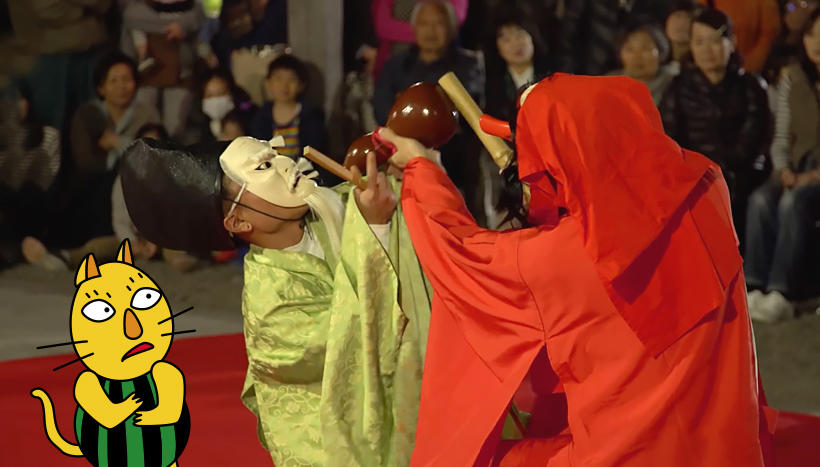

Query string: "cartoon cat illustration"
[[31, 239, 192, 467]]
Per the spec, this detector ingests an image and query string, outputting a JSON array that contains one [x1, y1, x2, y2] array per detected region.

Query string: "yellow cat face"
[[69, 240, 173, 381]]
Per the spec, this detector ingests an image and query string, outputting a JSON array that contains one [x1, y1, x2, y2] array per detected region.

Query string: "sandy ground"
[[2, 261, 819, 414]]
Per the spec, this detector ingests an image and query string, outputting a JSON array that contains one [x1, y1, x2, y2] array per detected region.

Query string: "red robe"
[[401, 74, 773, 466]]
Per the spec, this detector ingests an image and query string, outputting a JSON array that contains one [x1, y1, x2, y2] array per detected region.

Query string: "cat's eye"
[[255, 161, 272, 170], [82, 300, 116, 322], [131, 288, 162, 310]]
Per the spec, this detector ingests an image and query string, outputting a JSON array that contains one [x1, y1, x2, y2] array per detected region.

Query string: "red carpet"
[[5, 333, 819, 466], [2, 333, 272, 466]]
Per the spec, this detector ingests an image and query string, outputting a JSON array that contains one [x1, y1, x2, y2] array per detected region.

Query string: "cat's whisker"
[[37, 340, 89, 350], [52, 352, 94, 371], [161, 329, 197, 337], [157, 306, 194, 325]]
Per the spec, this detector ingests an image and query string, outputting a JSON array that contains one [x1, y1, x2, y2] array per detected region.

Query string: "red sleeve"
[[400, 157, 533, 334], [401, 157, 548, 466]]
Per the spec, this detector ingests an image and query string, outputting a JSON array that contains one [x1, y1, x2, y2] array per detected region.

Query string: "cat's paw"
[[125, 393, 143, 412]]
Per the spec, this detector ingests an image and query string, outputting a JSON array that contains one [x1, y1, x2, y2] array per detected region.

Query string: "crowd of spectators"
[[1, 0, 817, 323]]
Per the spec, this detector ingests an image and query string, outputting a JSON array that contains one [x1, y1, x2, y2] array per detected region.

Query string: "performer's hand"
[[379, 127, 441, 170], [351, 152, 397, 224]]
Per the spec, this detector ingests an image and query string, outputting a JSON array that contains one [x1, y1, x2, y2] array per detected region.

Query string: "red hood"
[[515, 73, 715, 282]]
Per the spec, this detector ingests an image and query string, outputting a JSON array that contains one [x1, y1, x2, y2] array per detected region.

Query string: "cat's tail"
[[31, 388, 83, 456]]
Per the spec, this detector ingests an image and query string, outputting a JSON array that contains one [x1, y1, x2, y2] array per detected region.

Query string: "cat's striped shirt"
[[74, 373, 190, 467]]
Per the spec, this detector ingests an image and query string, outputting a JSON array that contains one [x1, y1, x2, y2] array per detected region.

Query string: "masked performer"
[[119, 136, 431, 466], [381, 73, 772, 466]]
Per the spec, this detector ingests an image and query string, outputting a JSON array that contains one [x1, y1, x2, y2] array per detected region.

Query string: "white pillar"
[[288, 0, 343, 118]]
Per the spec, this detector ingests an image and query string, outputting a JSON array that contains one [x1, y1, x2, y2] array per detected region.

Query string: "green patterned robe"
[[240, 180, 432, 466]]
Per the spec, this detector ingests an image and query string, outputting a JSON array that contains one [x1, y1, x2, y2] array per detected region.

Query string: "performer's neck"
[[252, 221, 305, 250]]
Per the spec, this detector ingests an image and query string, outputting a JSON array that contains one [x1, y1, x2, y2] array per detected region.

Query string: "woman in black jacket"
[[484, 10, 553, 123], [659, 8, 772, 245]]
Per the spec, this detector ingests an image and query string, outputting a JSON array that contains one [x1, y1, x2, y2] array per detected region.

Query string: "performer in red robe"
[[381, 73, 773, 466]]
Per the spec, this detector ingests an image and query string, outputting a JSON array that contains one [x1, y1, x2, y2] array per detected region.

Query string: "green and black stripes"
[[74, 373, 190, 467]]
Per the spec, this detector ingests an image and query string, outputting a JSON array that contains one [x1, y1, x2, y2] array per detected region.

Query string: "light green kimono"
[[240, 180, 432, 466]]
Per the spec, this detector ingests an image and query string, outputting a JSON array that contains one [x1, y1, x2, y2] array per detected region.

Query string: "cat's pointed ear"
[[75, 254, 100, 287], [117, 239, 134, 265]]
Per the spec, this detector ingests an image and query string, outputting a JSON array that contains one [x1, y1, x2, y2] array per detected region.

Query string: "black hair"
[[221, 108, 248, 135], [798, 8, 820, 84], [136, 123, 170, 140], [693, 8, 733, 39], [266, 54, 309, 87], [666, 0, 699, 18], [93, 52, 138, 99], [16, 81, 45, 150], [617, 19, 671, 64], [690, 8, 743, 70], [485, 8, 551, 71], [496, 161, 530, 228]]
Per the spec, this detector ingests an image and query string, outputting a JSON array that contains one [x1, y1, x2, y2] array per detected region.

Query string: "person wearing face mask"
[[118, 135, 432, 466], [609, 21, 678, 106], [659, 9, 772, 247], [193, 70, 254, 143]]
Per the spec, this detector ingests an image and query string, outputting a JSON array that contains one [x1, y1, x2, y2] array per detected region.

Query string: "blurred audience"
[[557, 0, 628, 75], [372, 0, 468, 78], [609, 21, 677, 105], [484, 9, 553, 122], [660, 9, 772, 244], [374, 0, 486, 223], [22, 123, 204, 272], [745, 8, 820, 322], [121, 0, 205, 139], [696, 0, 781, 73], [665, 1, 698, 71], [7, 0, 112, 130], [211, 0, 287, 69], [191, 69, 254, 142], [0, 84, 61, 269]]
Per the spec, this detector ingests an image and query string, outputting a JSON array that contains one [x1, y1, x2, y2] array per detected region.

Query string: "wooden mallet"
[[437, 72, 514, 171], [303, 146, 368, 190]]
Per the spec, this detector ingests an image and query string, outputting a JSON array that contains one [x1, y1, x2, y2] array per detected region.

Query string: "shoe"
[[138, 57, 156, 74], [750, 290, 795, 324], [21, 237, 68, 271], [747, 289, 764, 313]]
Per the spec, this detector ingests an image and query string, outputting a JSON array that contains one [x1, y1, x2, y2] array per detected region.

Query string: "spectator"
[[249, 54, 325, 155], [192, 69, 254, 142], [211, 0, 287, 68], [484, 10, 553, 123], [374, 0, 486, 224], [220, 108, 249, 140], [248, 54, 334, 182], [65, 53, 159, 245], [659, 9, 772, 244], [71, 54, 160, 175], [22, 123, 204, 272], [745, 8, 820, 322], [609, 21, 678, 105], [557, 0, 628, 75], [696, 0, 781, 73], [7, 0, 112, 130], [0, 85, 61, 269], [121, 0, 205, 139], [371, 0, 468, 78], [665, 1, 698, 71], [343, 0, 378, 75]]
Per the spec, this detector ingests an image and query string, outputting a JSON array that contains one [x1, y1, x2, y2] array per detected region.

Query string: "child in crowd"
[[249, 54, 326, 158]]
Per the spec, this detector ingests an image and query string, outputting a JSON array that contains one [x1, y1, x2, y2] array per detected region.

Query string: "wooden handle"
[[438, 72, 513, 170], [303, 146, 367, 190]]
